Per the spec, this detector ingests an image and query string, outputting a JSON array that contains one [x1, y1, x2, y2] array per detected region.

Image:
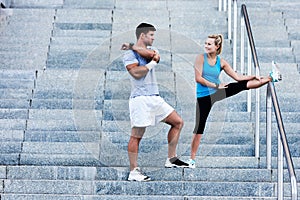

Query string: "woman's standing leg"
[[190, 96, 213, 160]]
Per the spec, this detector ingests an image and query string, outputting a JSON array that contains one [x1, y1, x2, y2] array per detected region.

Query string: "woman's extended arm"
[[221, 59, 256, 81]]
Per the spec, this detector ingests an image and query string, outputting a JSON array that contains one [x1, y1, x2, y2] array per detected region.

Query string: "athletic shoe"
[[269, 61, 282, 82], [165, 156, 189, 168], [186, 159, 196, 169], [128, 167, 151, 182]]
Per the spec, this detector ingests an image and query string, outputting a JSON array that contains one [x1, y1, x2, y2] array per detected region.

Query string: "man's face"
[[142, 31, 155, 46]]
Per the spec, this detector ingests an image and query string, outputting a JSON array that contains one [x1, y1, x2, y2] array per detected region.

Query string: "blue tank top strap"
[[204, 53, 221, 70]]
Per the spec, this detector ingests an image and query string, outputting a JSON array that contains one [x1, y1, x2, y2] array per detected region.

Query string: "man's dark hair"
[[135, 23, 156, 39]]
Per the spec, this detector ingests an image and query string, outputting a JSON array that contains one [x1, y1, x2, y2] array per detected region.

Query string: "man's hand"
[[152, 51, 160, 63], [121, 43, 130, 50]]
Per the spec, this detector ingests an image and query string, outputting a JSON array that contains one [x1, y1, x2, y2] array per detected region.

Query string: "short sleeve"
[[123, 50, 138, 67]]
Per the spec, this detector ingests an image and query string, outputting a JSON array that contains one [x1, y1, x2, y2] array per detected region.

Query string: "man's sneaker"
[[128, 167, 151, 182], [186, 159, 196, 169], [269, 61, 282, 82], [165, 156, 189, 168]]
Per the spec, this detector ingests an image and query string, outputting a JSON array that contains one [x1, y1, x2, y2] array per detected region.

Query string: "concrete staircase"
[[0, 0, 299, 199]]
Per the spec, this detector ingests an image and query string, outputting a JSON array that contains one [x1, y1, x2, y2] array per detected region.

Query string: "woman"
[[186, 34, 281, 168]]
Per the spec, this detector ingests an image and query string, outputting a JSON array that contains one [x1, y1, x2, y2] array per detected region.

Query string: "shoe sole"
[[128, 177, 151, 182], [165, 164, 189, 168]]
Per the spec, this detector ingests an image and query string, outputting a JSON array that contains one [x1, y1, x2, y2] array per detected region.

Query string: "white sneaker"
[[269, 61, 282, 82], [186, 159, 196, 169], [128, 167, 151, 182], [165, 156, 189, 168]]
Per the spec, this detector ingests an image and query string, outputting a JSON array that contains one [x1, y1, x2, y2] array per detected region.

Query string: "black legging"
[[193, 80, 249, 134]]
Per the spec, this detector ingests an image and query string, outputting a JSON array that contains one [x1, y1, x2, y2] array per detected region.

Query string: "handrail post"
[[223, 0, 227, 12], [241, 4, 261, 158], [228, 0, 232, 40], [233, 0, 237, 71], [266, 84, 272, 170], [241, 6, 252, 113], [255, 70, 260, 158], [240, 15, 245, 75], [247, 42, 252, 112], [218, 0, 228, 12], [278, 130, 284, 200]]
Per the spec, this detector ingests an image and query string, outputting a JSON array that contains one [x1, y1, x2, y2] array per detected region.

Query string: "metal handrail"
[[241, 3, 297, 200], [267, 83, 298, 200], [220, 1, 298, 199]]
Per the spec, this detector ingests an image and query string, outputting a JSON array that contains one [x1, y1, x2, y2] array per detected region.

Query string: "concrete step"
[[11, 0, 64, 8], [0, 79, 33, 89], [0, 51, 48, 60], [63, 0, 114, 9], [0, 59, 47, 70], [53, 28, 110, 38], [283, 9, 300, 19], [270, 1, 300, 12], [55, 8, 112, 23], [0, 26, 52, 37], [0, 179, 277, 197], [0, 119, 26, 130], [0, 36, 51, 47], [0, 109, 28, 119], [24, 130, 100, 142], [0, 130, 24, 142], [26, 117, 103, 131], [0, 89, 31, 100], [30, 99, 103, 110], [0, 166, 268, 181], [0, 70, 36, 79], [50, 36, 106, 45], [0, 194, 281, 200], [2, 9, 55, 21], [19, 154, 101, 166], [0, 99, 30, 109]]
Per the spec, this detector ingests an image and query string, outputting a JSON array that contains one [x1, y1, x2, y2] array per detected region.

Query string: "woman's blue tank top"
[[196, 53, 222, 98]]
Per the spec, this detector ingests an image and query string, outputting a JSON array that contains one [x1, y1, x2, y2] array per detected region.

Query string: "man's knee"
[[175, 117, 184, 129]]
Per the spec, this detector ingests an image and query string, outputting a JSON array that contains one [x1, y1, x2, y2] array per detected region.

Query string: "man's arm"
[[126, 63, 149, 79], [121, 43, 157, 60], [126, 52, 159, 80]]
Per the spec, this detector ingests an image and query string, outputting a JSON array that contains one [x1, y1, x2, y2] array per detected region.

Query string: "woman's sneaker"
[[165, 156, 189, 168], [186, 159, 196, 169], [128, 167, 151, 182], [269, 61, 282, 82]]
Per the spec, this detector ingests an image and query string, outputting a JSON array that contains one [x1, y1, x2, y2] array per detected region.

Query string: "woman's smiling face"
[[204, 37, 219, 54]]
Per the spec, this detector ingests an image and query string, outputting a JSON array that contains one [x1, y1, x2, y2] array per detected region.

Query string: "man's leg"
[[128, 127, 145, 171], [163, 110, 184, 158]]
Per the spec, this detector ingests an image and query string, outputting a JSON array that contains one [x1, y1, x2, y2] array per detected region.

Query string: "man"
[[121, 23, 189, 182]]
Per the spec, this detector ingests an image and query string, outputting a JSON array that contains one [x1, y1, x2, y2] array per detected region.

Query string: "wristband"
[[215, 83, 219, 89], [145, 60, 157, 71]]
